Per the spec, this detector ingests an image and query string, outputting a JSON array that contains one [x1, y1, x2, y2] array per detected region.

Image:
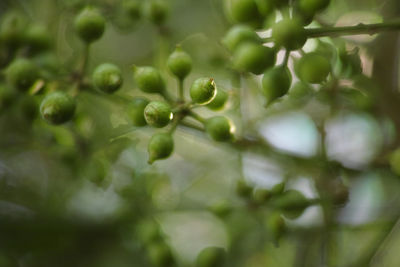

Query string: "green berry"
[[92, 63, 123, 93], [167, 46, 192, 80], [296, 52, 331, 84], [236, 179, 253, 198], [74, 7, 105, 43], [225, 0, 261, 24], [262, 67, 292, 104], [127, 97, 149, 126], [148, 133, 174, 164], [252, 188, 271, 204], [147, 242, 174, 267], [144, 101, 172, 128], [206, 89, 229, 111], [272, 18, 306, 50], [289, 81, 313, 98], [190, 78, 217, 105], [133, 66, 166, 93], [196, 247, 225, 267], [123, 0, 142, 20], [205, 116, 234, 142], [40, 91, 76, 125], [209, 200, 232, 218], [24, 24, 51, 53], [255, 0, 275, 17], [265, 212, 286, 244], [270, 182, 285, 195], [298, 0, 330, 16], [232, 42, 276, 74], [6, 58, 40, 92], [273, 190, 310, 219], [143, 0, 168, 25], [0, 11, 27, 47], [222, 24, 262, 52]]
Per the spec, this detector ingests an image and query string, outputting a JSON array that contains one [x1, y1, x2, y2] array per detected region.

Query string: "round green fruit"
[[143, 0, 168, 25], [232, 42, 276, 74], [222, 24, 262, 52], [92, 63, 123, 93], [196, 247, 225, 267], [266, 212, 286, 243], [148, 133, 174, 164], [262, 67, 292, 104], [40, 91, 76, 125], [144, 101, 172, 128], [272, 18, 306, 50], [289, 81, 313, 98], [206, 89, 229, 111], [74, 7, 105, 43], [255, 0, 275, 16], [127, 97, 149, 126], [273, 190, 310, 219], [24, 24, 51, 53], [123, 0, 142, 20], [225, 0, 261, 24], [252, 188, 271, 204], [205, 116, 234, 142], [190, 78, 217, 105], [298, 0, 330, 16], [6, 58, 40, 92], [133, 66, 166, 93], [296, 52, 331, 84], [167, 46, 192, 80]]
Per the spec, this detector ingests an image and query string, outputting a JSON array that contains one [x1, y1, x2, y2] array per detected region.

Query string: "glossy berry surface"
[[190, 78, 217, 104], [92, 63, 123, 93], [127, 97, 149, 126], [167, 46, 192, 80], [296, 52, 331, 84], [74, 7, 105, 43], [144, 101, 173, 128], [272, 18, 307, 50], [133, 66, 166, 93], [196, 246, 225, 267], [233, 42, 276, 74], [205, 116, 234, 142], [6, 58, 39, 92], [206, 89, 229, 110], [148, 133, 174, 164], [222, 24, 262, 51], [40, 91, 76, 125], [262, 67, 292, 104]]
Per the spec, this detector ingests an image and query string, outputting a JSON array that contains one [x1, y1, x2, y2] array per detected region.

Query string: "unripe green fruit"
[[272, 18, 306, 50], [209, 200, 232, 218], [262, 67, 292, 104], [206, 89, 229, 111], [6, 58, 40, 92], [225, 0, 261, 24], [143, 0, 168, 25], [190, 78, 217, 105], [74, 7, 105, 43], [147, 242, 174, 267], [196, 247, 225, 267], [0, 11, 27, 47], [127, 97, 149, 126], [255, 0, 275, 16], [273, 190, 309, 219], [236, 179, 253, 198], [40, 91, 76, 125], [144, 101, 173, 128], [205, 116, 234, 142], [252, 188, 271, 204], [24, 24, 51, 53], [296, 52, 331, 84], [232, 42, 276, 75], [133, 66, 166, 93], [167, 46, 192, 80], [298, 0, 330, 16], [92, 63, 123, 93], [289, 81, 313, 98], [266, 212, 286, 244], [271, 182, 285, 195], [148, 133, 174, 164], [222, 24, 262, 52], [123, 0, 142, 20]]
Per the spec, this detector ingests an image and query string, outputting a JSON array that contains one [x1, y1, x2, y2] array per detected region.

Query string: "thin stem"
[[282, 50, 290, 67], [72, 43, 90, 96], [188, 110, 206, 124], [178, 78, 184, 101], [305, 20, 400, 38]]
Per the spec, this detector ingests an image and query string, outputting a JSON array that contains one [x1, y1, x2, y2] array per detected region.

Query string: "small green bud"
[[270, 182, 285, 195], [205, 116, 234, 142], [190, 78, 217, 105], [92, 63, 123, 93], [262, 67, 292, 104], [6, 58, 40, 92], [24, 24, 51, 53], [144, 101, 173, 128], [167, 46, 192, 80], [235, 179, 253, 198], [74, 7, 105, 43], [232, 42, 276, 74], [148, 133, 174, 164], [273, 190, 310, 219], [222, 24, 262, 52], [208, 200, 232, 218], [272, 18, 306, 50], [127, 97, 149, 126], [296, 52, 331, 84], [252, 188, 271, 204], [196, 246, 226, 267], [147, 242, 174, 267], [266, 212, 286, 244], [225, 0, 262, 24], [133, 66, 166, 93], [40, 91, 76, 125], [206, 89, 229, 111], [143, 0, 168, 25]]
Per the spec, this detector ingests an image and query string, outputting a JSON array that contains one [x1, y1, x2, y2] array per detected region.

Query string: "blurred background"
[[1, 0, 400, 266]]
